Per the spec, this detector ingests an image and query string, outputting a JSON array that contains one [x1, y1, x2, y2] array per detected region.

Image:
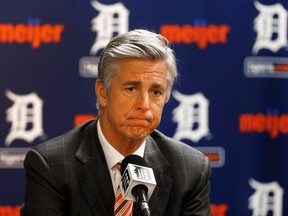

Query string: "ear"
[[95, 80, 107, 108]]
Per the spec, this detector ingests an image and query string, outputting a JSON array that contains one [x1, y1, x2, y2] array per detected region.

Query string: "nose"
[[137, 92, 150, 111]]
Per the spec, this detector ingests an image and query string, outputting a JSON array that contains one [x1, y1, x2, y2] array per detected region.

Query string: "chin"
[[128, 131, 148, 140]]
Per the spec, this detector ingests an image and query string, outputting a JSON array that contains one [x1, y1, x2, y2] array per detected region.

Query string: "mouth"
[[127, 118, 151, 126]]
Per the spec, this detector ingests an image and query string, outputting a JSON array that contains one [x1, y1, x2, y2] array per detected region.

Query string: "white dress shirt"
[[97, 120, 145, 195]]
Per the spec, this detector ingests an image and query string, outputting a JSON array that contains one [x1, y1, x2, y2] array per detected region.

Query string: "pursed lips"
[[127, 118, 151, 126]]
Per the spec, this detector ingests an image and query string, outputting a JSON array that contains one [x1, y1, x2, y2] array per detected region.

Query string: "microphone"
[[120, 155, 156, 216]]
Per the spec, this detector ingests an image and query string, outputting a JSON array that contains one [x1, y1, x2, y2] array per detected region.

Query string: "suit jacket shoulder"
[[22, 120, 115, 216], [145, 130, 211, 216], [150, 129, 209, 172]]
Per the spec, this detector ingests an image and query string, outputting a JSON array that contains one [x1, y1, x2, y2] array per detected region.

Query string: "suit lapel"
[[76, 120, 115, 216], [75, 121, 173, 216], [142, 135, 173, 216]]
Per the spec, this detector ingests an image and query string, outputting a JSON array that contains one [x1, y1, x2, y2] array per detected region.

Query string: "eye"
[[153, 90, 160, 95], [126, 87, 135, 93], [152, 89, 162, 96]]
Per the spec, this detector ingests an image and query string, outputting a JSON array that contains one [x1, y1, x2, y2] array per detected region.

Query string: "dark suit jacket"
[[21, 119, 211, 216]]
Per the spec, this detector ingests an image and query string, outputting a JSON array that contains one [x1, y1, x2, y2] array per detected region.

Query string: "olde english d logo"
[[5, 90, 44, 146]]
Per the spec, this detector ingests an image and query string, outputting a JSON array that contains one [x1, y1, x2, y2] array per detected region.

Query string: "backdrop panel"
[[1, 0, 287, 215]]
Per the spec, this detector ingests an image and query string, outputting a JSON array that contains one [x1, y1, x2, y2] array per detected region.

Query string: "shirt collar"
[[97, 120, 146, 170]]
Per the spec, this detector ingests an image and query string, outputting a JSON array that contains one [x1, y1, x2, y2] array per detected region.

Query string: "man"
[[21, 29, 211, 216]]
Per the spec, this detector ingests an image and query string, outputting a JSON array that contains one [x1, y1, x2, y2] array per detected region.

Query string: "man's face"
[[97, 58, 168, 145]]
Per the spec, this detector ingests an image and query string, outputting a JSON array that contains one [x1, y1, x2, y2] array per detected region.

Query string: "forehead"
[[114, 58, 168, 80]]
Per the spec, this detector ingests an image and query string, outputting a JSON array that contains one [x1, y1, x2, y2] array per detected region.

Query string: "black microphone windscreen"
[[121, 154, 148, 174]]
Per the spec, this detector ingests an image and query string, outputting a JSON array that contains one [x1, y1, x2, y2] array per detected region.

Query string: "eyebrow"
[[122, 81, 141, 86]]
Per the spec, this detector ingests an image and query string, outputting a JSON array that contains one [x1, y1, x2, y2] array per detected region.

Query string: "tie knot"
[[115, 162, 121, 171]]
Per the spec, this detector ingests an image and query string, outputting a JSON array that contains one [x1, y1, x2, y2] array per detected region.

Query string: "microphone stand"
[[132, 185, 151, 216]]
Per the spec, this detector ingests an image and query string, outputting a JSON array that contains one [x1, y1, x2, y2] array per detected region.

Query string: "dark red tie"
[[114, 163, 133, 216]]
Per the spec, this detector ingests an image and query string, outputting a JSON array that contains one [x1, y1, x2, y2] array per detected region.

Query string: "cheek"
[[152, 103, 165, 120], [108, 98, 132, 118], [107, 90, 125, 108]]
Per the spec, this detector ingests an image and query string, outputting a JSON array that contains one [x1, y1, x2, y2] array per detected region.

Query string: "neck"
[[116, 142, 143, 157]]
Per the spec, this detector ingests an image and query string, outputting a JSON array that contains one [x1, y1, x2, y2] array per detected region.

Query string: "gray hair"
[[97, 29, 178, 109]]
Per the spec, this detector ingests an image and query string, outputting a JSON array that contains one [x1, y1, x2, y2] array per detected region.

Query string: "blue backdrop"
[[1, 0, 288, 215]]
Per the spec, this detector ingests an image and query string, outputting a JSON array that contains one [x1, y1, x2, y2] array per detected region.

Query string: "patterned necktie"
[[114, 163, 133, 216]]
